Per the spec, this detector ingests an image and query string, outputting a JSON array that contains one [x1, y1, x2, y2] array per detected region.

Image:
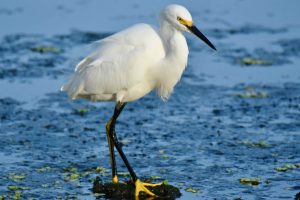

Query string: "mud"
[[92, 177, 181, 199]]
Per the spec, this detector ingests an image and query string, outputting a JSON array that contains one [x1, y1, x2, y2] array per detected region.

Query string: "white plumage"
[[61, 5, 199, 103]]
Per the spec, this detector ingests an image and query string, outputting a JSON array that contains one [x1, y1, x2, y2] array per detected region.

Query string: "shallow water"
[[1, 0, 300, 199]]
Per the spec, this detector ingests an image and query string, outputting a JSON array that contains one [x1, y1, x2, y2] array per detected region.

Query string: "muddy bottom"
[[92, 177, 181, 199]]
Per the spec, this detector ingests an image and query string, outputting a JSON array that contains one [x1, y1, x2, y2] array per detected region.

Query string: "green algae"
[[63, 173, 80, 182], [236, 86, 270, 99], [160, 155, 169, 159], [185, 187, 201, 193], [239, 57, 272, 66], [150, 175, 161, 180], [13, 191, 22, 200], [75, 108, 90, 116], [8, 185, 29, 191], [31, 46, 60, 53], [239, 177, 260, 185], [8, 173, 26, 181], [118, 172, 130, 177], [95, 166, 108, 172], [275, 164, 300, 172], [237, 90, 269, 98], [36, 166, 51, 172], [63, 167, 78, 172]]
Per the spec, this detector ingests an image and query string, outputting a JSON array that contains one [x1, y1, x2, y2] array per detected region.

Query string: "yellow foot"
[[112, 175, 119, 183], [135, 179, 162, 197]]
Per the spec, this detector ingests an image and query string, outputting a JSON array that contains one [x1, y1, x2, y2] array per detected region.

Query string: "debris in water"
[[239, 57, 272, 66], [239, 178, 260, 185], [8, 185, 29, 191], [8, 173, 26, 181], [275, 164, 300, 172], [74, 108, 90, 116], [185, 187, 201, 193], [31, 46, 60, 53], [36, 166, 51, 172], [236, 86, 270, 98]]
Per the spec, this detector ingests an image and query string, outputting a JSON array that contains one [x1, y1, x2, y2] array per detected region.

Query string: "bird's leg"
[[108, 102, 162, 197], [108, 102, 138, 181], [105, 102, 126, 183], [105, 120, 118, 183]]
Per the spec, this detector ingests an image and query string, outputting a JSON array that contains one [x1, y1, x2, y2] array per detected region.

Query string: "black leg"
[[107, 102, 162, 197], [105, 102, 127, 181], [108, 102, 138, 182], [105, 123, 118, 182]]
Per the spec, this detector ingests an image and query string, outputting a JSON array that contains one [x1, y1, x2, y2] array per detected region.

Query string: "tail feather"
[[61, 74, 83, 99]]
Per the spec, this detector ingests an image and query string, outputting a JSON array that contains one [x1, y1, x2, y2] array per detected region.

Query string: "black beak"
[[187, 25, 216, 51]]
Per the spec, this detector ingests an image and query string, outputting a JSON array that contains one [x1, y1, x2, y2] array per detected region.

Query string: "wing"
[[62, 23, 165, 99]]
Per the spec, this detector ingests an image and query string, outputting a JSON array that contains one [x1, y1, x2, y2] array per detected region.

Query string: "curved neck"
[[159, 21, 175, 50], [159, 20, 189, 70], [156, 20, 189, 100]]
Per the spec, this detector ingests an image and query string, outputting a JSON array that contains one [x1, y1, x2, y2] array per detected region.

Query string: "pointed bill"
[[187, 25, 216, 51]]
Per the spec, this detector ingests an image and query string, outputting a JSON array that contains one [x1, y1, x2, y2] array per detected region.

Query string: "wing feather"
[[61, 23, 165, 100]]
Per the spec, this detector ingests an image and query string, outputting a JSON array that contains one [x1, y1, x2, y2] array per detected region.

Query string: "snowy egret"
[[61, 4, 216, 197]]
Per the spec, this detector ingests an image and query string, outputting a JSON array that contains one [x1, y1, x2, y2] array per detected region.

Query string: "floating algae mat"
[[31, 45, 60, 53], [239, 178, 261, 186], [275, 164, 300, 172], [92, 177, 181, 199], [239, 57, 272, 66]]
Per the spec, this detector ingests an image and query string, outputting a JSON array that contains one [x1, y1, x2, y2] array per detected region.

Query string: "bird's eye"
[[177, 17, 182, 21]]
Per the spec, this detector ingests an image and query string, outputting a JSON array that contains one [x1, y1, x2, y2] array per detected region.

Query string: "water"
[[0, 0, 300, 199]]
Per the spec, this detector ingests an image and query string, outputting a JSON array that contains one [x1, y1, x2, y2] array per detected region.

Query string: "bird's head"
[[161, 4, 216, 51]]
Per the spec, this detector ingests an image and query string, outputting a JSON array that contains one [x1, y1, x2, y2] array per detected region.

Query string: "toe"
[[135, 179, 158, 197], [112, 175, 119, 183]]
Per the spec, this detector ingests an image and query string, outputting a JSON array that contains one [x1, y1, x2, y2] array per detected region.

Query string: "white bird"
[[61, 4, 216, 197]]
